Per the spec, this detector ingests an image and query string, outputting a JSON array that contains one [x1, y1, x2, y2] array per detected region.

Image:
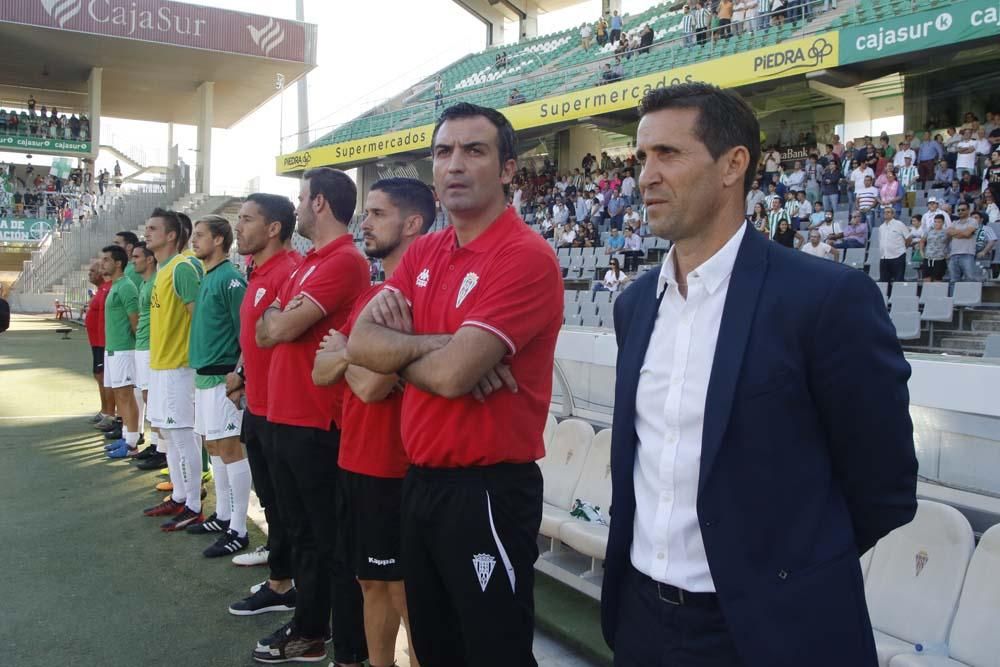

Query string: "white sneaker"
[[233, 544, 269, 567]]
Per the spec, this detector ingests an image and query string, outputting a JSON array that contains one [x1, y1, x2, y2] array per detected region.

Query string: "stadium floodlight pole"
[[275, 73, 286, 155]]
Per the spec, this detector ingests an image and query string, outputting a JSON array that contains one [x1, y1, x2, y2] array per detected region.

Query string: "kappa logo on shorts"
[[226, 422, 238, 431], [254, 287, 267, 307], [416, 268, 430, 288], [472, 553, 496, 592], [166, 417, 176, 425]]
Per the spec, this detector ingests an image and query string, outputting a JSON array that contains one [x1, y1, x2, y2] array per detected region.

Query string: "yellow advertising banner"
[[276, 32, 838, 174]]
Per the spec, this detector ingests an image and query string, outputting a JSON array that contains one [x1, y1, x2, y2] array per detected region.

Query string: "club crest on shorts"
[[915, 549, 929, 576], [456, 272, 479, 308], [416, 268, 430, 288], [254, 287, 267, 307], [472, 553, 496, 592]]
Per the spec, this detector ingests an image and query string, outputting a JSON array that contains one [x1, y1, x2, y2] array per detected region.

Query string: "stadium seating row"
[[537, 415, 1000, 667]]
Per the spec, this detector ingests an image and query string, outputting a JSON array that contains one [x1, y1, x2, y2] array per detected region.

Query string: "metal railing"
[[10, 184, 179, 301]]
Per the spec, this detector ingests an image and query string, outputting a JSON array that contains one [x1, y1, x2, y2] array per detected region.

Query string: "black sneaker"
[[230, 584, 297, 616], [204, 529, 249, 558], [255, 621, 330, 647], [103, 427, 123, 440], [251, 625, 326, 663], [136, 434, 145, 447], [134, 444, 158, 460], [161, 507, 204, 532], [135, 453, 167, 470], [186, 512, 230, 534], [97, 418, 122, 432]]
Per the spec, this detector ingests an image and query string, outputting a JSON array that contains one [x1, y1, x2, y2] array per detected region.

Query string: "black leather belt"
[[629, 564, 720, 609]]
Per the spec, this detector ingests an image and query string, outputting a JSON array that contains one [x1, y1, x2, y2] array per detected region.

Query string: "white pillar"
[[520, 0, 539, 40], [603, 0, 622, 15], [296, 0, 310, 149], [87, 67, 102, 160], [808, 81, 871, 143], [488, 18, 505, 46], [196, 82, 214, 195]]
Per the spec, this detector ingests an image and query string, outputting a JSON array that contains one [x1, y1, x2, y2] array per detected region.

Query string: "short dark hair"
[[246, 193, 296, 241], [302, 167, 357, 224], [432, 102, 517, 169], [370, 178, 437, 233], [177, 212, 193, 249], [134, 241, 155, 260], [196, 215, 234, 253], [115, 230, 139, 247], [102, 244, 129, 271], [150, 207, 182, 242], [639, 83, 760, 195]]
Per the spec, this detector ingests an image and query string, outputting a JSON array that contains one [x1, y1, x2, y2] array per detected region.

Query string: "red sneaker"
[[161, 508, 204, 532], [143, 498, 185, 517]]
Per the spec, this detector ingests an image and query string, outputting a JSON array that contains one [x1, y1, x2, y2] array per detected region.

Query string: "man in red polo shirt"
[[347, 103, 563, 667], [313, 177, 435, 667], [252, 168, 368, 665], [225, 193, 300, 615], [86, 259, 116, 428]]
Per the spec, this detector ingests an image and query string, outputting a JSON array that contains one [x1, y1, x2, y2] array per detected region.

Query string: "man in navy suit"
[[602, 83, 917, 666]]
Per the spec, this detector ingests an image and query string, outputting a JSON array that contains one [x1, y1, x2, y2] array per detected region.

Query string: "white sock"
[[150, 431, 159, 448], [163, 435, 186, 504], [133, 388, 145, 435], [211, 456, 231, 521], [124, 429, 138, 448], [226, 458, 252, 537], [172, 427, 202, 513]]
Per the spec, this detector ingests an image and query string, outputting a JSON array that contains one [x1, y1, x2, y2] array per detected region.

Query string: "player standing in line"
[[252, 168, 368, 665], [142, 208, 204, 532], [185, 215, 252, 557], [86, 260, 115, 428], [226, 194, 300, 614], [347, 104, 563, 667], [99, 244, 141, 459], [114, 231, 143, 291], [130, 242, 163, 467], [312, 178, 435, 667]]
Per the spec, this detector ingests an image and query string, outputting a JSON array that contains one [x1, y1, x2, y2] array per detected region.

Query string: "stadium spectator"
[[621, 170, 636, 204], [855, 174, 879, 227], [956, 128, 978, 177], [605, 226, 625, 254], [820, 161, 841, 212], [878, 206, 911, 284], [944, 179, 962, 208], [745, 179, 765, 217], [27, 95, 35, 111], [815, 210, 842, 244], [898, 156, 919, 207], [832, 212, 867, 250], [766, 195, 789, 238], [984, 189, 999, 224], [947, 203, 980, 283], [347, 102, 562, 667], [581, 220, 600, 247], [434, 77, 443, 110], [621, 226, 643, 271], [580, 21, 593, 49], [773, 217, 803, 248], [638, 23, 654, 53], [800, 230, 837, 261], [598, 257, 630, 292], [607, 188, 627, 227], [972, 211, 997, 269], [574, 191, 589, 222], [717, 0, 734, 38], [785, 160, 806, 194], [920, 214, 949, 282], [507, 88, 526, 105], [986, 150, 1000, 204], [893, 141, 915, 169], [558, 222, 576, 248], [694, 1, 711, 45], [609, 9, 623, 42], [918, 131, 944, 182], [552, 197, 570, 226], [682, 4, 696, 46], [749, 202, 768, 235], [879, 169, 904, 220], [86, 259, 115, 428], [595, 15, 608, 46], [623, 205, 641, 233]]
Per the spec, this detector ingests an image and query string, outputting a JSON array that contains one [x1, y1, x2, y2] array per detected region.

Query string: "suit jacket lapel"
[[699, 224, 768, 495]]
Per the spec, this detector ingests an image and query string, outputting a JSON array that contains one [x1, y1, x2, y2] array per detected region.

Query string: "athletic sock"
[[210, 456, 232, 521], [133, 388, 145, 433], [124, 429, 139, 448], [172, 427, 202, 513], [226, 458, 252, 537], [150, 431, 159, 449], [163, 434, 186, 504]]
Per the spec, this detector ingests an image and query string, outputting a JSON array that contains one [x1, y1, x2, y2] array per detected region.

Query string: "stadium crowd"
[[0, 95, 91, 142]]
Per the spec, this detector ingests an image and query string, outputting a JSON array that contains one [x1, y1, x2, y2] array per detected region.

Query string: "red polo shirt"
[[266, 234, 368, 431], [338, 285, 408, 479], [384, 206, 563, 467], [239, 249, 301, 416], [85, 280, 111, 347]]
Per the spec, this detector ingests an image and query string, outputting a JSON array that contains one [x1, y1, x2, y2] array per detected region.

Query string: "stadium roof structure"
[[0, 0, 317, 128]]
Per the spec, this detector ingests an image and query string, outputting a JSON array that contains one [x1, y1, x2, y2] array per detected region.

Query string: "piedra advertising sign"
[[841, 0, 1000, 64], [0, 0, 308, 62]]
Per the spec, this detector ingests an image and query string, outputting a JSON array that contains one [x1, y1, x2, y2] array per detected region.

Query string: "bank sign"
[[0, 135, 91, 155], [0, 218, 53, 242], [841, 0, 1000, 64], [0, 0, 308, 62]]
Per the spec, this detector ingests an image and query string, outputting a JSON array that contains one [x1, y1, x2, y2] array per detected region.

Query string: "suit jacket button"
[[778, 570, 788, 580]]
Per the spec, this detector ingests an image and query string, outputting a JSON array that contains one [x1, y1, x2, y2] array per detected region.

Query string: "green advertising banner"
[[0, 218, 53, 242], [0, 135, 91, 155], [841, 0, 1000, 64]]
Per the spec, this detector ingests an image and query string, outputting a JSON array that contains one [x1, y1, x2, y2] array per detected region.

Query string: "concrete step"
[[939, 336, 987, 352], [972, 319, 1000, 333]]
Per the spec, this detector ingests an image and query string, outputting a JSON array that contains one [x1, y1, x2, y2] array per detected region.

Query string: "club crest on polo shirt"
[[416, 268, 430, 288], [254, 287, 267, 307], [456, 272, 479, 307], [472, 553, 496, 592]]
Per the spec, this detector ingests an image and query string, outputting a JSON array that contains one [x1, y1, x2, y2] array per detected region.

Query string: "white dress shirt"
[[631, 224, 746, 593], [879, 219, 911, 259]]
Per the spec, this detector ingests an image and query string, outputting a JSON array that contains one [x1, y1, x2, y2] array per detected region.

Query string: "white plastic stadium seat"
[[890, 282, 919, 301], [951, 282, 982, 308], [891, 297, 920, 314], [984, 334, 1000, 359], [919, 283, 949, 303], [921, 297, 953, 323], [890, 311, 921, 340], [539, 419, 594, 539], [865, 500, 975, 667], [889, 524, 1000, 667], [559, 429, 613, 560]]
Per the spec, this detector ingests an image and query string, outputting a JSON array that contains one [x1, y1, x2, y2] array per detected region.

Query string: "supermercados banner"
[[841, 0, 1000, 64], [276, 34, 839, 174]]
